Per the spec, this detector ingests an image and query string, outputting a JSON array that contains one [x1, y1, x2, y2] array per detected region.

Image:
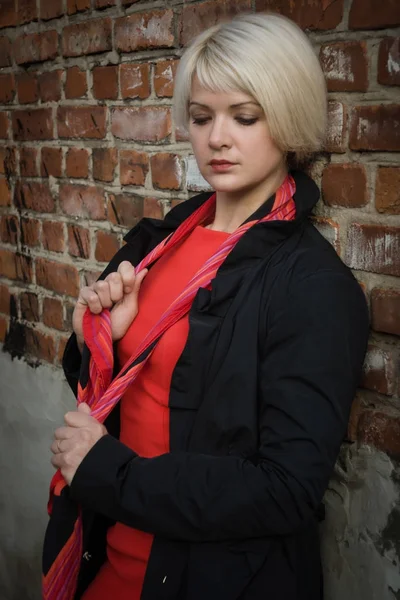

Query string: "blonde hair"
[[173, 13, 327, 161]]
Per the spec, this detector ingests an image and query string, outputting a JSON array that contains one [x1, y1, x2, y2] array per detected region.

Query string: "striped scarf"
[[43, 174, 296, 600]]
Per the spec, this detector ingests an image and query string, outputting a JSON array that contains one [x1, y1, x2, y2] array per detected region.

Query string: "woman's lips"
[[209, 161, 236, 172]]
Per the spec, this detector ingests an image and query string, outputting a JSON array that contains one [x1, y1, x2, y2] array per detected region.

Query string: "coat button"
[[83, 551, 92, 561]]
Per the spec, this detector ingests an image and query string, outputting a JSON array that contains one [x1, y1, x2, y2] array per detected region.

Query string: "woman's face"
[[188, 77, 286, 198]]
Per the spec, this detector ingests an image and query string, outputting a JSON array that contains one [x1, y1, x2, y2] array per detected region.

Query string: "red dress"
[[82, 225, 229, 600]]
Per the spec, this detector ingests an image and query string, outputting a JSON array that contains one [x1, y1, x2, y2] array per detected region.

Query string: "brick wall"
[[0, 0, 399, 458]]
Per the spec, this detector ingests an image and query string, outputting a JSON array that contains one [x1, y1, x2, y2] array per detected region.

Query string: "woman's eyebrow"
[[189, 101, 260, 108]]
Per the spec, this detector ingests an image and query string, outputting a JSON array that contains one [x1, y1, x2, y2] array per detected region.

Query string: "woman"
[[43, 13, 369, 600]]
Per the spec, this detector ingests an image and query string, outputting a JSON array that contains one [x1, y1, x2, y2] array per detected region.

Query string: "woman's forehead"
[[189, 77, 257, 107]]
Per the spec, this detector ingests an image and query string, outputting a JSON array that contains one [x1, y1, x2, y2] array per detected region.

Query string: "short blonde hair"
[[174, 13, 327, 161]]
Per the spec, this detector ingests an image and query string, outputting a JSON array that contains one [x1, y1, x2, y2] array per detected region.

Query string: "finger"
[[117, 261, 136, 294], [64, 410, 96, 428], [78, 403, 91, 415], [104, 272, 123, 303], [132, 268, 148, 297], [92, 280, 113, 309], [54, 426, 75, 440], [50, 438, 64, 455], [79, 286, 103, 314]]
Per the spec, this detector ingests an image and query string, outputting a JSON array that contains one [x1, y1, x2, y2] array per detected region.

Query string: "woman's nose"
[[208, 118, 231, 149]]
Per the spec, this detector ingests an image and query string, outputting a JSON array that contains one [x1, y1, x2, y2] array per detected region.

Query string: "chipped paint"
[[185, 156, 212, 191], [322, 46, 355, 82]]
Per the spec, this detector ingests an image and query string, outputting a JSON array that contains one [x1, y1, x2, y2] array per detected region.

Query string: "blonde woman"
[[44, 13, 369, 600]]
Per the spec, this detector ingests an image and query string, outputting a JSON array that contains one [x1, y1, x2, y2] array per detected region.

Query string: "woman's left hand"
[[51, 403, 107, 486]]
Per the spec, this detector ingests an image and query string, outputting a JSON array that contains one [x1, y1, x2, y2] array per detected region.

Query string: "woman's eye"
[[191, 117, 210, 125], [236, 117, 258, 126]]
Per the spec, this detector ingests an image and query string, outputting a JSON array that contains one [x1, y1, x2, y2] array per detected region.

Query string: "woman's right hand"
[[72, 261, 148, 351]]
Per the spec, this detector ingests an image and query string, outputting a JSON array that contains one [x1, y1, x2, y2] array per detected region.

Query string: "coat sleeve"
[[69, 271, 369, 541]]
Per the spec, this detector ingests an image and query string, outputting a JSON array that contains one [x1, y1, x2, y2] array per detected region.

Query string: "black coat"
[[47, 171, 369, 600]]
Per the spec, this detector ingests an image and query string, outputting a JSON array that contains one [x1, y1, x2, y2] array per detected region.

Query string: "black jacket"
[[46, 171, 369, 600]]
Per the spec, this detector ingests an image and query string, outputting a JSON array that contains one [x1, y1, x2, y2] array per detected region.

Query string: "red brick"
[[349, 0, 400, 30], [95, 230, 120, 262], [0, 111, 9, 139], [94, 0, 116, 7], [0, 284, 11, 314], [42, 296, 64, 330], [57, 106, 107, 139], [312, 216, 340, 253], [180, 0, 250, 46], [12, 108, 53, 141], [120, 63, 150, 100], [0, 0, 17, 28], [14, 31, 58, 65], [67, 0, 90, 15], [42, 221, 64, 253], [375, 167, 400, 214], [361, 344, 396, 396], [115, 10, 174, 52], [60, 184, 106, 220], [154, 60, 178, 98], [350, 105, 400, 152], [0, 214, 18, 244], [357, 410, 400, 458], [40, 0, 63, 21], [120, 149, 149, 186], [93, 147, 117, 182], [121, 0, 140, 5], [14, 181, 55, 212], [0, 250, 33, 282], [36, 257, 79, 297], [371, 288, 400, 336], [378, 38, 400, 87], [0, 36, 12, 68], [65, 148, 89, 178], [255, 0, 344, 31], [0, 147, 16, 176], [320, 41, 368, 92], [20, 291, 39, 322], [0, 316, 7, 342], [0, 73, 15, 104], [0, 176, 11, 206], [107, 193, 143, 228], [16, 72, 39, 105], [20, 147, 38, 177], [322, 164, 367, 208], [38, 70, 62, 103], [41, 147, 62, 178], [151, 153, 182, 190], [57, 335, 69, 365], [144, 197, 163, 219], [18, 0, 37, 24], [25, 327, 55, 363], [325, 101, 347, 153], [65, 67, 87, 99], [20, 216, 40, 247], [111, 107, 171, 142], [68, 224, 90, 258], [62, 18, 112, 57], [92, 65, 118, 100], [345, 223, 400, 277]]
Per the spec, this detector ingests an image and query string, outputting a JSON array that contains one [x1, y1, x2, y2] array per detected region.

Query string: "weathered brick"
[[312, 216, 340, 253], [20, 291, 39, 322], [60, 184, 106, 220], [0, 316, 7, 342], [115, 10, 174, 52], [0, 0, 17, 28], [350, 105, 400, 151], [0, 249, 16, 280], [12, 108, 53, 141], [0, 176, 11, 206], [0, 250, 33, 282], [0, 214, 18, 245], [42, 221, 65, 252], [41, 147, 62, 178], [255, 0, 344, 31], [25, 327, 55, 363], [180, 0, 252, 46], [18, 0, 37, 25], [65, 147, 89, 178], [322, 163, 367, 208], [65, 66, 87, 99], [349, 0, 400, 30], [120, 63, 150, 100], [325, 101, 347, 153], [42, 296, 64, 330], [361, 344, 396, 396], [93, 147, 117, 183], [151, 153, 182, 190], [40, 0, 63, 21], [20, 147, 38, 177], [154, 59, 178, 98], [94, 0, 116, 8], [67, 0, 90, 15], [62, 18, 112, 57], [0, 284, 11, 315], [320, 41, 368, 92], [378, 38, 400, 87], [20, 216, 40, 247], [57, 106, 107, 139], [92, 65, 118, 100], [14, 31, 58, 65], [120, 149, 149, 186], [144, 197, 163, 219], [0, 147, 16, 176], [16, 72, 39, 105], [111, 107, 171, 142], [95, 230, 120, 262], [0, 36, 12, 68], [357, 410, 400, 458], [68, 224, 90, 258], [38, 70, 62, 102], [375, 167, 400, 214], [0, 111, 9, 139], [0, 73, 15, 104], [36, 257, 79, 297], [107, 193, 143, 228], [371, 288, 400, 337], [56, 335, 69, 365], [345, 223, 400, 277], [14, 181, 55, 212]]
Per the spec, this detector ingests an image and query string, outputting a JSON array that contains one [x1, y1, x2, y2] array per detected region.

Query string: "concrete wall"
[[0, 348, 399, 600]]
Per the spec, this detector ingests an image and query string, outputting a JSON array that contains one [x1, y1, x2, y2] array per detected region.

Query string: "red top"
[[82, 225, 229, 600]]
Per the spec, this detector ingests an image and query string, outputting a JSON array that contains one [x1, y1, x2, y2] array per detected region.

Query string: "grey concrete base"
[[0, 346, 399, 600]]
